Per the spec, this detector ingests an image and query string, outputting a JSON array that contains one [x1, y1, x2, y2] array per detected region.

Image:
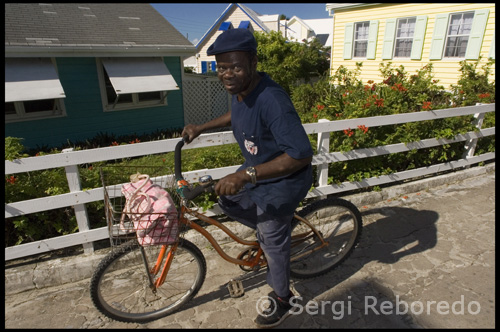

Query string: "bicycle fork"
[[141, 243, 179, 292]]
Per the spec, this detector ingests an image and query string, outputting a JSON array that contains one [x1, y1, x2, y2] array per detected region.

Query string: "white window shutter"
[[367, 20, 379, 60], [465, 9, 490, 60], [429, 14, 449, 60], [382, 18, 397, 60], [488, 32, 495, 59], [410, 16, 428, 60], [343, 23, 354, 60]]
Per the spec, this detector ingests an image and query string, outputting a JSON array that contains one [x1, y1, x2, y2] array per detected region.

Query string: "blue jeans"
[[218, 191, 293, 298]]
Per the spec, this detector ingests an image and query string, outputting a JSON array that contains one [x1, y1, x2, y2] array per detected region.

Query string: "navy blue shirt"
[[231, 72, 313, 216]]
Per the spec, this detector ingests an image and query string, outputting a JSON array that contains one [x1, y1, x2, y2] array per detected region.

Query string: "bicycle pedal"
[[227, 279, 245, 298]]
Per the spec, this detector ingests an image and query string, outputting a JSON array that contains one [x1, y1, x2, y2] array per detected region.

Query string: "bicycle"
[[90, 138, 363, 323]]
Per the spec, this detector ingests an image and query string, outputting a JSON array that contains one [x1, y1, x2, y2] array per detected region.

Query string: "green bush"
[[292, 59, 495, 185]]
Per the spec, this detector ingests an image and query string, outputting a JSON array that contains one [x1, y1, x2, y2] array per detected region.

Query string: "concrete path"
[[5, 165, 495, 328]]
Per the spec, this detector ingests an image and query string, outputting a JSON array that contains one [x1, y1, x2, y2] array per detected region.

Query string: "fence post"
[[462, 103, 486, 168], [62, 148, 94, 254], [316, 119, 330, 195]]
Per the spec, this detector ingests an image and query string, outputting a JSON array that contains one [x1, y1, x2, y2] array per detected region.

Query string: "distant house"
[[5, 3, 196, 150], [189, 3, 333, 74], [190, 3, 270, 74], [286, 17, 333, 48], [326, 3, 495, 89]]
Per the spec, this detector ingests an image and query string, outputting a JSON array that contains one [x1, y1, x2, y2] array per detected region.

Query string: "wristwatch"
[[245, 166, 257, 185]]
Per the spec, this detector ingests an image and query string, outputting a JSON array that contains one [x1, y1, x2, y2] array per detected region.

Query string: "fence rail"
[[5, 103, 495, 261]]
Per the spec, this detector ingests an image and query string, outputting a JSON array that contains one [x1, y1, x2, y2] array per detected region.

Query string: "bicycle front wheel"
[[290, 197, 362, 279], [90, 238, 206, 323]]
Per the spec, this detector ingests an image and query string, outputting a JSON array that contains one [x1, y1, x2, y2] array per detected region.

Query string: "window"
[[5, 58, 66, 123], [201, 61, 217, 74], [429, 9, 489, 60], [353, 22, 370, 58], [5, 99, 65, 123], [394, 18, 416, 57], [98, 57, 179, 111], [444, 12, 474, 58], [344, 20, 378, 60]]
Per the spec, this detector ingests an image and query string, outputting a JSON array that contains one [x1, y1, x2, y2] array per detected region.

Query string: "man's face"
[[215, 51, 256, 96]]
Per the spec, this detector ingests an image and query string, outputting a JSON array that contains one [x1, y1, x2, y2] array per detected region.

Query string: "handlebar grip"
[[182, 183, 213, 200], [174, 139, 185, 180]]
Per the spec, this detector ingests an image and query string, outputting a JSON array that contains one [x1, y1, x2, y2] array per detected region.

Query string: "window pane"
[[354, 41, 367, 57], [354, 22, 369, 58], [138, 91, 161, 102], [5, 102, 16, 115], [445, 12, 473, 57], [397, 18, 416, 38], [395, 39, 413, 57], [460, 13, 474, 34], [24, 99, 56, 113], [355, 22, 369, 39], [444, 36, 469, 57]]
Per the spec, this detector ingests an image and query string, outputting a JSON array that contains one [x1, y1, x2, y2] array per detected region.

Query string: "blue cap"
[[207, 28, 257, 56]]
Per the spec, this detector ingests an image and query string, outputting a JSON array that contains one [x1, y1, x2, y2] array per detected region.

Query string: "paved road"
[[5, 165, 495, 328]]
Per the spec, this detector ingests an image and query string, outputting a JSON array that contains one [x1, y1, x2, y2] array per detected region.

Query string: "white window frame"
[[443, 11, 475, 59], [353, 21, 370, 58], [5, 98, 66, 123], [96, 58, 169, 112], [393, 17, 417, 58]]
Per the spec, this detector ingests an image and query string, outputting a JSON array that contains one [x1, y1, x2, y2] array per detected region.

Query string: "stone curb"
[[4, 163, 495, 296]]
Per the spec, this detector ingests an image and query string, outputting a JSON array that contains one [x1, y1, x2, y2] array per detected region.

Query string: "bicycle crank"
[[237, 247, 266, 272]]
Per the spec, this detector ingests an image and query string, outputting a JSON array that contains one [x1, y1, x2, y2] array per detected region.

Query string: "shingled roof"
[[5, 3, 196, 56]]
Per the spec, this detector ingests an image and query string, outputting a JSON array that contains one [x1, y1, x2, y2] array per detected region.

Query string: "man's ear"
[[251, 54, 258, 70]]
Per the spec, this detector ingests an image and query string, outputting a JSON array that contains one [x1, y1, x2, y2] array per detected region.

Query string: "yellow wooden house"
[[326, 3, 495, 89]]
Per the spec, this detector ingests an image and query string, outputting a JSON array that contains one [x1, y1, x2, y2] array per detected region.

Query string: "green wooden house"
[[5, 3, 196, 150]]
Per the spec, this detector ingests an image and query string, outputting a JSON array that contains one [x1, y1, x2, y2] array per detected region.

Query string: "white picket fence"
[[4, 103, 495, 261]]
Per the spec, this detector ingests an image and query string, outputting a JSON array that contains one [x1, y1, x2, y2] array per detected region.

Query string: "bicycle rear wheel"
[[290, 197, 362, 279], [90, 238, 206, 323]]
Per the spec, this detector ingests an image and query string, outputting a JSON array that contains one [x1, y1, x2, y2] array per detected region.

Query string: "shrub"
[[291, 59, 495, 185]]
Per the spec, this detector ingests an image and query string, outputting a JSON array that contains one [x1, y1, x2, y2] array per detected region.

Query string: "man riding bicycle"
[[181, 28, 313, 328]]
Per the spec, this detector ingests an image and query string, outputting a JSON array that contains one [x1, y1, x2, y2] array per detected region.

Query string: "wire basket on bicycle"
[[100, 166, 184, 249]]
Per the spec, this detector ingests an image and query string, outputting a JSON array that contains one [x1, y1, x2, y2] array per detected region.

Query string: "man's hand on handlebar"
[[214, 170, 250, 196], [181, 124, 203, 144]]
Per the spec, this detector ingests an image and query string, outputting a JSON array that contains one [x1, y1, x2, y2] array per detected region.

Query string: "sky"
[[151, 3, 331, 45]]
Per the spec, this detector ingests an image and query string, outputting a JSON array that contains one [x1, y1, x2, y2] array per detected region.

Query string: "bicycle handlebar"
[[174, 137, 215, 200]]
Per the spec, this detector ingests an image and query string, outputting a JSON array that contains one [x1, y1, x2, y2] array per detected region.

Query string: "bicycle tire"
[[290, 197, 362, 279], [90, 238, 206, 323]]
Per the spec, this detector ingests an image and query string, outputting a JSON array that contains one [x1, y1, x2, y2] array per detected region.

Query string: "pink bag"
[[121, 173, 178, 246]]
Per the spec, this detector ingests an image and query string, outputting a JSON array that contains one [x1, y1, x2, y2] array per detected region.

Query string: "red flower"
[[374, 98, 384, 108], [316, 104, 325, 111], [343, 128, 354, 137], [110, 141, 119, 146], [357, 125, 369, 134], [422, 101, 432, 110], [313, 113, 318, 118], [6, 176, 16, 184], [129, 138, 141, 144]]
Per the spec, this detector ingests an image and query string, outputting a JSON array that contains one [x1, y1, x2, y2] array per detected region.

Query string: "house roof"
[[325, 3, 383, 13], [4, 3, 196, 57], [195, 3, 270, 49]]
